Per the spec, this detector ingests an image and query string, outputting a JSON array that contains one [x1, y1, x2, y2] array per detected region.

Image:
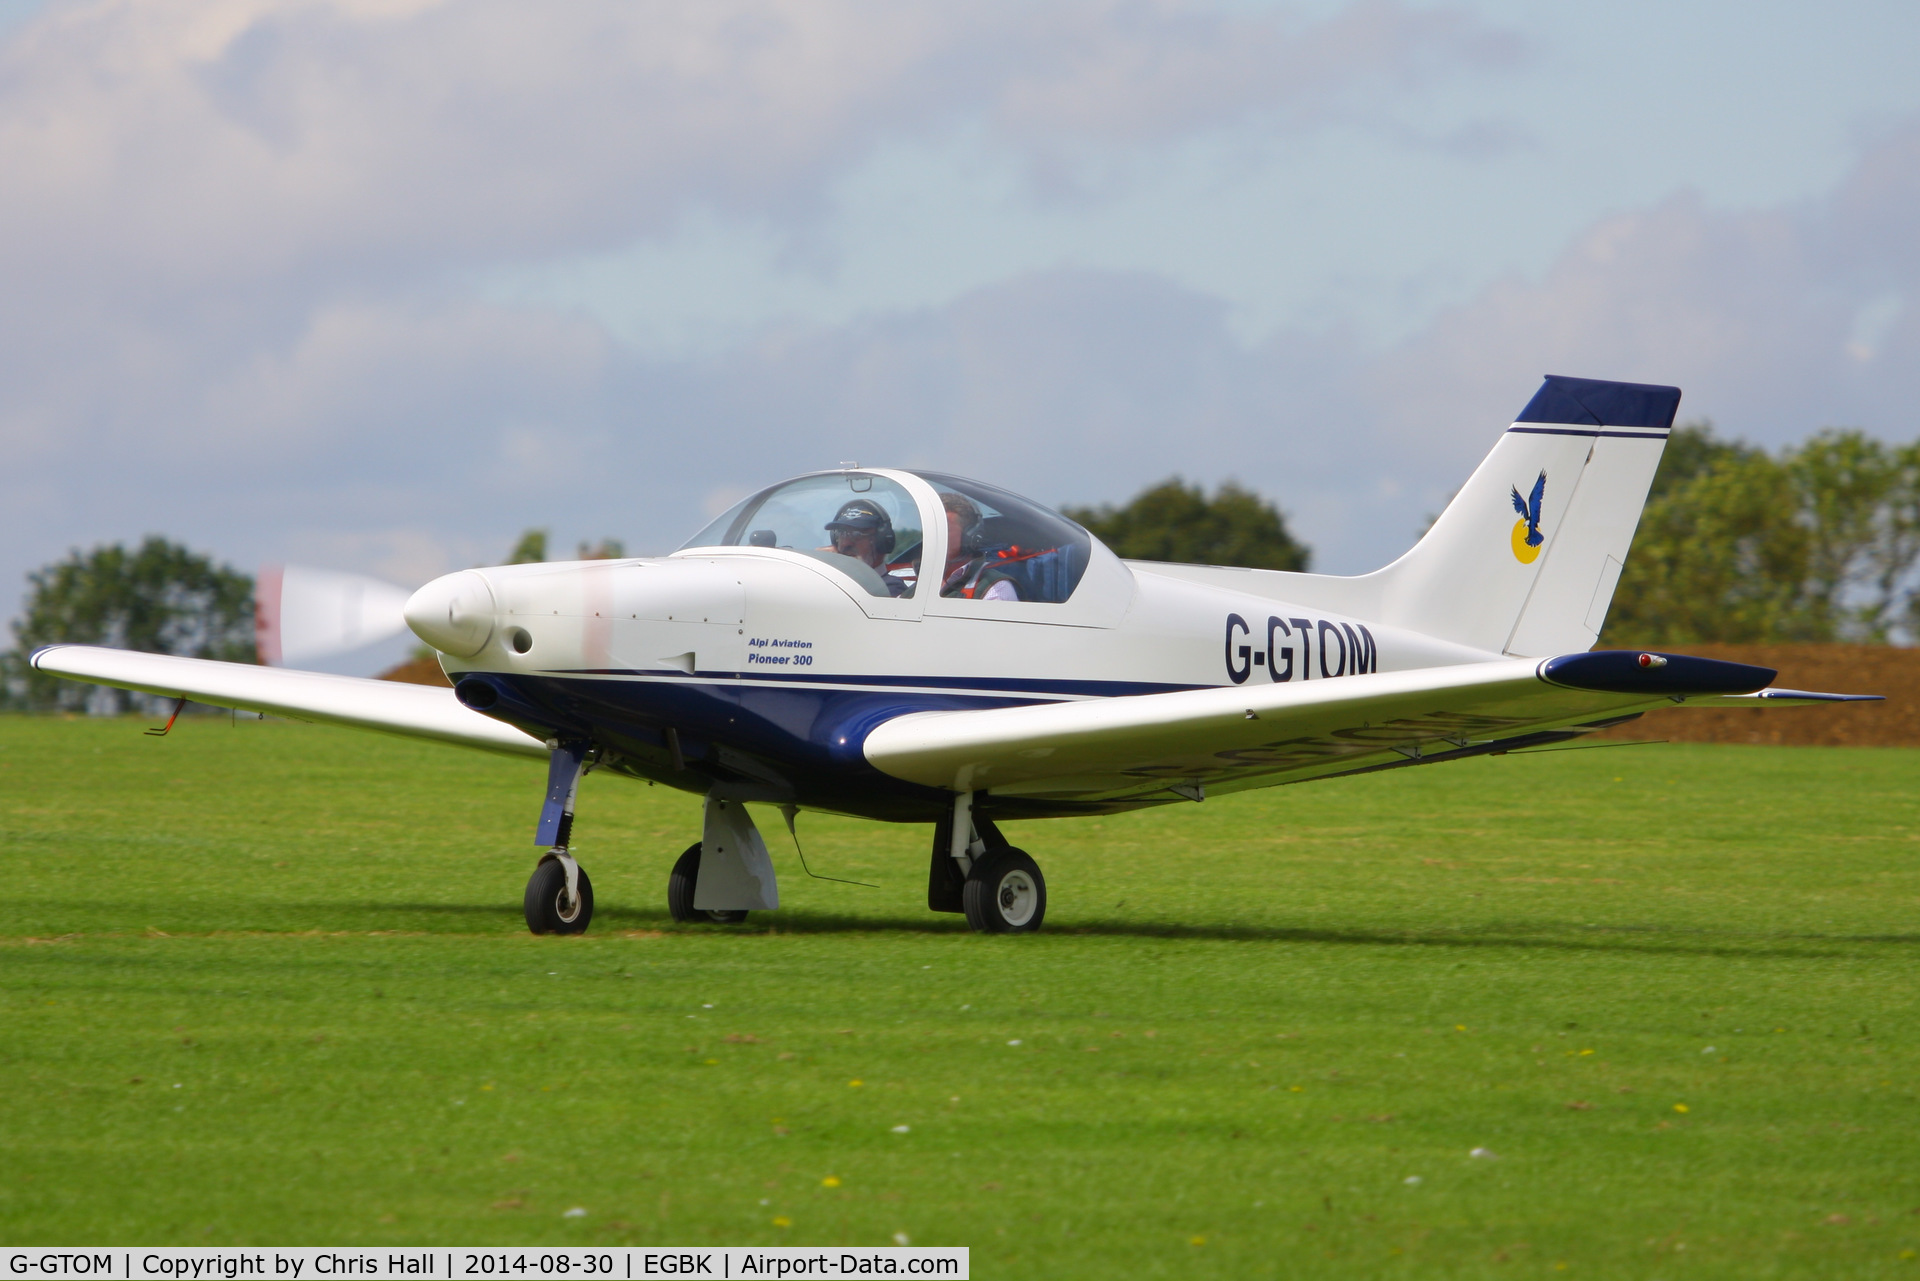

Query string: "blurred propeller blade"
[[256, 564, 414, 666]]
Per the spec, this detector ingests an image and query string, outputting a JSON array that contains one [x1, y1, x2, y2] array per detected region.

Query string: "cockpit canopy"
[[679, 470, 1094, 603]]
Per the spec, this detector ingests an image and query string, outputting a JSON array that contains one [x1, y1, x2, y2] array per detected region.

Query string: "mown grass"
[[1, 714, 1917, 1277]]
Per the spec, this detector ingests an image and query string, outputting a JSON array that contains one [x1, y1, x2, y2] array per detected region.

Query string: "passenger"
[[824, 499, 908, 597], [939, 491, 1019, 601]]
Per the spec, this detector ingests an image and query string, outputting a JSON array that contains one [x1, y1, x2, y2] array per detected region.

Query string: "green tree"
[[1785, 430, 1920, 642], [506, 529, 547, 564], [1790, 429, 1897, 639], [1884, 441, 1920, 641], [6, 537, 255, 712], [1603, 423, 1920, 646], [1063, 478, 1310, 571], [1644, 420, 1756, 502], [1604, 439, 1813, 644]]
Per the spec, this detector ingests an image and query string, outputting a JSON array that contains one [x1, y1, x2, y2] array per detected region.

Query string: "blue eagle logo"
[[1508, 470, 1546, 563]]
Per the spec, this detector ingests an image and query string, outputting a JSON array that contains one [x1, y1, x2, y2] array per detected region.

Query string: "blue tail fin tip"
[[1517, 375, 1682, 430]]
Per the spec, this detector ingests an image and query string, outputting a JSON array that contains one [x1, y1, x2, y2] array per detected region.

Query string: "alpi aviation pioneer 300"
[[35, 376, 1878, 934]]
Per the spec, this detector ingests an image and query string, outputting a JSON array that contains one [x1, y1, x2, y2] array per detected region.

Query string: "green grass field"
[[1, 714, 1917, 1277]]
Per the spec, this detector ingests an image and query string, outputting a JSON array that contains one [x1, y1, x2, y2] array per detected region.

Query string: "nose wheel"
[[525, 853, 594, 934], [963, 847, 1047, 933]]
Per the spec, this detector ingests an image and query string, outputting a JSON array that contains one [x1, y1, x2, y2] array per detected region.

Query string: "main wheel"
[[666, 843, 749, 924], [524, 857, 594, 935], [962, 847, 1046, 934]]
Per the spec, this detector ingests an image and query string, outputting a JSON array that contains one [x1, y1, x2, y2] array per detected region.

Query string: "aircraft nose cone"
[[404, 571, 497, 658]]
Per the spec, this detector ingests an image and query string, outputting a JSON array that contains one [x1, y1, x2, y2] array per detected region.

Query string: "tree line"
[[1599, 424, 1920, 646], [6, 430, 1917, 709], [1069, 432, 1920, 650], [0, 527, 616, 712]]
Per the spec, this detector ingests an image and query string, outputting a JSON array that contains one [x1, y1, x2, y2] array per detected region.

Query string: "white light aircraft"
[[34, 376, 1878, 935]]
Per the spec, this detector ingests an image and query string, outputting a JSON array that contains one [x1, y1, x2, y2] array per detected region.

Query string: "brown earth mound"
[[1595, 644, 1916, 746], [376, 655, 453, 687]]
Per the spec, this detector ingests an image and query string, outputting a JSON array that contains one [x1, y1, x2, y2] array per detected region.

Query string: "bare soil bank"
[[1597, 643, 1916, 746], [376, 654, 453, 687]]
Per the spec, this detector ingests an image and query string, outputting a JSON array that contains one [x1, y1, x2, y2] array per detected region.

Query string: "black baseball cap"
[[826, 500, 890, 535]]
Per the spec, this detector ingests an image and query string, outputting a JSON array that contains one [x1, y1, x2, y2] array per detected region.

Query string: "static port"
[[509, 627, 533, 654]]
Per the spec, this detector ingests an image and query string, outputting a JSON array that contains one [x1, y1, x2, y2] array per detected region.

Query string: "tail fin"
[[1371, 375, 1679, 656]]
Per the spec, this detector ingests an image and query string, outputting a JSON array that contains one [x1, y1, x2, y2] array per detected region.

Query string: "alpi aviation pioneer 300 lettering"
[[35, 376, 1879, 934]]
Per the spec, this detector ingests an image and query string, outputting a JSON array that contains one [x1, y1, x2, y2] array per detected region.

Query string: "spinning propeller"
[[254, 564, 415, 666]]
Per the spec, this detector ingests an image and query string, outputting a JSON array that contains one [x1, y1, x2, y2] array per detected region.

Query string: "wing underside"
[[30, 645, 545, 758], [862, 660, 1647, 803], [33, 645, 1877, 802], [860, 655, 1878, 805]]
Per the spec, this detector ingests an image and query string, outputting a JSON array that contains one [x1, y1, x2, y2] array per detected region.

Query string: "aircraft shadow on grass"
[[248, 902, 1917, 961], [34, 903, 1913, 960]]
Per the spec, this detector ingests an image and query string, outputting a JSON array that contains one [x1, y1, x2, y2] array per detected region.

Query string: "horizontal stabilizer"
[[30, 645, 544, 758], [1689, 688, 1884, 706], [1539, 650, 1776, 696]]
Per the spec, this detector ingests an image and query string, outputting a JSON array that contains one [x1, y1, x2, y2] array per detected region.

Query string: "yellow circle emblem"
[[1510, 518, 1541, 564]]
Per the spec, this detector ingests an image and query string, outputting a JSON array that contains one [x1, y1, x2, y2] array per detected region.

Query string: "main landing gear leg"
[[942, 791, 1047, 934], [667, 793, 779, 925], [524, 739, 595, 935]]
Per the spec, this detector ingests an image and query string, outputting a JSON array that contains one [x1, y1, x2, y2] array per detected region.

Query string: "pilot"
[[939, 491, 1019, 601], [824, 499, 908, 596]]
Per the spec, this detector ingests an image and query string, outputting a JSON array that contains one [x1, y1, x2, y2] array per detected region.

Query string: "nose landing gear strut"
[[525, 739, 595, 935]]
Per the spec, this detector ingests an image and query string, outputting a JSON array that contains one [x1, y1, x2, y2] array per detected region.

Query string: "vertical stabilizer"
[[1369, 376, 1679, 656]]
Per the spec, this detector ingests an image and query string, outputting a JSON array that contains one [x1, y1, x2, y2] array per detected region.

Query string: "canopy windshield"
[[912, 472, 1092, 604], [678, 472, 923, 598]]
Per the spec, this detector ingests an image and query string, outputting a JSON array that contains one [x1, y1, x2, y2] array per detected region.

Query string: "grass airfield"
[[1, 714, 1917, 1277]]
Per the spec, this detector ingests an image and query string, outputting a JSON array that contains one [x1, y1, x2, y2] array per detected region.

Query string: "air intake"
[[454, 678, 499, 710]]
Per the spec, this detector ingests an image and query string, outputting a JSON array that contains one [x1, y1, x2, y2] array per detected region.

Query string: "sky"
[[4, 0, 1919, 673]]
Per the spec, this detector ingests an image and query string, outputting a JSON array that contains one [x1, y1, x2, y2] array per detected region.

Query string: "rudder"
[[1369, 375, 1679, 656]]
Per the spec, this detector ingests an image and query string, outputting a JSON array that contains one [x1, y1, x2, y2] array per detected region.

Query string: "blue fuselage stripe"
[[549, 668, 1206, 699]]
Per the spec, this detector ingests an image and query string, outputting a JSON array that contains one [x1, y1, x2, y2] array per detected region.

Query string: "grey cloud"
[[0, 0, 1531, 622], [0, 0, 1519, 297], [13, 103, 1920, 625], [8, 3, 1920, 645], [988, 0, 1523, 143], [1375, 187, 1920, 455]]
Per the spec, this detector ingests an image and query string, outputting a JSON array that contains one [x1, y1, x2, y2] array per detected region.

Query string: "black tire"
[[666, 842, 749, 924], [524, 857, 594, 935], [962, 847, 1046, 934]]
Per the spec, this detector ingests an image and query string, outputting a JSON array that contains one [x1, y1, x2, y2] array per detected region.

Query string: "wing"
[[862, 651, 1869, 804], [30, 645, 544, 758], [1528, 470, 1547, 522], [1511, 485, 1529, 518]]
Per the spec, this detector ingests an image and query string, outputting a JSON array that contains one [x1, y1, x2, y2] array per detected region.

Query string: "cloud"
[[0, 0, 1527, 621], [6, 0, 1919, 646], [985, 0, 1521, 144], [0, 0, 1515, 301], [10, 107, 1920, 610], [1371, 178, 1920, 455]]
